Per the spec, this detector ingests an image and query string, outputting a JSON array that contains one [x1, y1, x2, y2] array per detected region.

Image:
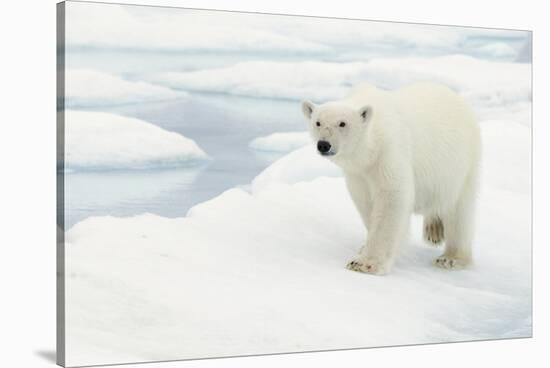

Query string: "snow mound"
[[249, 131, 311, 153], [64, 111, 208, 171], [251, 145, 341, 193], [148, 56, 531, 125], [147, 60, 361, 101], [65, 121, 530, 366], [66, 69, 186, 107]]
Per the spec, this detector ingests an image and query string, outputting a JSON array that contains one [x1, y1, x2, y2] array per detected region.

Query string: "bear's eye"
[[316, 121, 321, 127], [339, 122, 346, 127]]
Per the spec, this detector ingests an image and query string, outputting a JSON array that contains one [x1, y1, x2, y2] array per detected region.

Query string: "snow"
[[147, 56, 531, 125], [65, 120, 531, 366], [66, 69, 186, 107], [64, 111, 208, 171], [251, 145, 341, 193], [474, 42, 517, 58], [249, 131, 311, 153], [65, 2, 329, 53], [65, 2, 528, 60], [480, 120, 531, 194]]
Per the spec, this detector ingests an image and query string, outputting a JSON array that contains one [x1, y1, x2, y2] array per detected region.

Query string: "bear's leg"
[[423, 216, 444, 245], [434, 173, 477, 269], [344, 174, 373, 231], [347, 190, 412, 275]]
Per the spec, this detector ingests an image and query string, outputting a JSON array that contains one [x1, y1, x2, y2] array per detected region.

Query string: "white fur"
[[302, 83, 481, 275]]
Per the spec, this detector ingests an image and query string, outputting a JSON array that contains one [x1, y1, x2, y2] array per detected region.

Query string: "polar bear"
[[301, 82, 481, 275]]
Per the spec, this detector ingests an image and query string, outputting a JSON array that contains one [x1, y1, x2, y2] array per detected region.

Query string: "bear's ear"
[[358, 105, 372, 123], [301, 100, 316, 119]]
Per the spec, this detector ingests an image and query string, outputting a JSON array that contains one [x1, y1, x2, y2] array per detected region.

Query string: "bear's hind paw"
[[423, 217, 444, 246]]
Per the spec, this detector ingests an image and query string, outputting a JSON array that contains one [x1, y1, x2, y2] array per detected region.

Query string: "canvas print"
[[57, 1, 532, 367]]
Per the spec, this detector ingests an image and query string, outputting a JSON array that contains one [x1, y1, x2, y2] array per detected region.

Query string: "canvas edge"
[[56, 1, 67, 367]]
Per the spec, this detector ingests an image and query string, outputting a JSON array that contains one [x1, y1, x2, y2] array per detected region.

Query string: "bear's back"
[[396, 82, 481, 213]]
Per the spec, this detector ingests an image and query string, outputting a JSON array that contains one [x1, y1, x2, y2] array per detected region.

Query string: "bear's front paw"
[[434, 255, 470, 269], [423, 217, 444, 246], [346, 256, 390, 275]]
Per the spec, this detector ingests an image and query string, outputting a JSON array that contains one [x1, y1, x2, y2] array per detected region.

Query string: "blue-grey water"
[[64, 91, 304, 228]]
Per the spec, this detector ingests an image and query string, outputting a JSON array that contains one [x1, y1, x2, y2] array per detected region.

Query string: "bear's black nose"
[[317, 140, 332, 153]]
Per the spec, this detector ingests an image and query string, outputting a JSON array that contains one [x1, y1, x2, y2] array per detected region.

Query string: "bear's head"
[[301, 100, 372, 160]]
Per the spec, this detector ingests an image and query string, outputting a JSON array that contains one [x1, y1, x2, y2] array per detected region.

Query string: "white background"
[[0, 0, 547, 367]]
